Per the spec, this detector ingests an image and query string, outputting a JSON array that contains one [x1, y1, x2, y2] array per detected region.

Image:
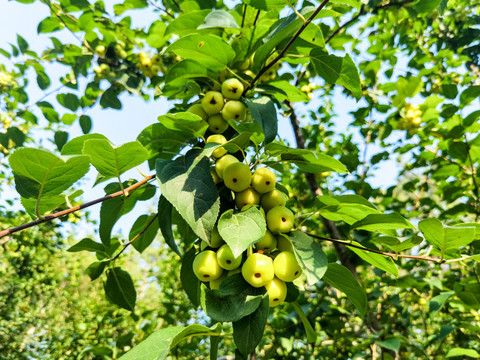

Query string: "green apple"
[[217, 244, 242, 270], [210, 272, 227, 290], [221, 100, 247, 122], [223, 162, 252, 193], [192, 250, 224, 281], [235, 187, 260, 209], [221, 78, 244, 100], [241, 253, 274, 287], [265, 277, 287, 307], [95, 45, 106, 56], [251, 167, 276, 194], [206, 134, 228, 158], [187, 104, 208, 121], [277, 235, 294, 252], [201, 91, 224, 115], [261, 189, 287, 212], [266, 206, 295, 233], [208, 114, 229, 134], [273, 251, 302, 282], [215, 154, 239, 179], [210, 167, 221, 184], [210, 226, 225, 248], [255, 230, 277, 252]]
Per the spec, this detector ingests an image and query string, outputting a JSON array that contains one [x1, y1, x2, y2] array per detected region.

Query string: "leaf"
[[289, 231, 328, 285], [323, 263, 367, 317], [9, 148, 89, 214], [166, 34, 235, 71], [311, 48, 362, 100], [350, 213, 415, 234], [156, 149, 220, 243], [146, 21, 168, 48], [376, 338, 401, 352], [158, 195, 181, 257], [68, 238, 106, 254], [129, 214, 160, 253], [348, 241, 399, 277], [79, 115, 92, 134], [243, 0, 287, 11], [36, 71, 51, 90], [61, 133, 108, 155], [17, 34, 28, 53], [86, 261, 107, 281], [104, 267, 137, 312], [419, 218, 476, 258], [232, 295, 269, 355], [37, 16, 64, 33], [54, 131, 69, 152], [446, 348, 480, 358], [100, 87, 122, 109], [181, 247, 201, 307], [57, 93, 79, 111], [82, 139, 148, 181], [198, 10, 239, 29], [245, 97, 278, 144], [460, 86, 480, 107], [217, 207, 266, 258], [429, 291, 454, 317]]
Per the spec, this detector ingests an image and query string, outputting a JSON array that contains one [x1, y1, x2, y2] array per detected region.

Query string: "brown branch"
[[147, 0, 175, 18], [0, 175, 156, 241], [325, 5, 365, 44], [243, 0, 330, 95], [110, 213, 159, 261], [305, 232, 445, 263]]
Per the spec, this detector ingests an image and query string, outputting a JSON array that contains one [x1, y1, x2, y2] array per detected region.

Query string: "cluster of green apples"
[[0, 70, 18, 94], [192, 141, 302, 307], [136, 51, 165, 78], [398, 103, 423, 130], [187, 77, 250, 134], [93, 41, 136, 81]]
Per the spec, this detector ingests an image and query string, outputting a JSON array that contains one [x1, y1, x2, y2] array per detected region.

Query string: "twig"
[[325, 5, 365, 44], [305, 232, 446, 263], [241, 4, 247, 28], [147, 0, 175, 18], [253, 9, 261, 27], [243, 0, 331, 94], [0, 174, 156, 241], [170, 0, 183, 13], [110, 213, 158, 261]]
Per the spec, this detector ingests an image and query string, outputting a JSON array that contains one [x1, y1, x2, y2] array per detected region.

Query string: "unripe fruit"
[[202, 91, 224, 115], [242, 253, 274, 287], [266, 206, 295, 233], [265, 277, 287, 307], [215, 154, 239, 179], [193, 250, 224, 281], [221, 100, 247, 122], [235, 187, 260, 209], [140, 57, 152, 67], [277, 235, 294, 252], [208, 114, 229, 134], [187, 104, 209, 121], [210, 273, 227, 290], [223, 162, 252, 192], [255, 230, 277, 252], [273, 251, 302, 282], [261, 189, 287, 212], [210, 226, 225, 248], [217, 244, 243, 270], [221, 78, 244, 100], [95, 45, 106, 56], [210, 167, 221, 184], [206, 134, 228, 158], [251, 167, 276, 194], [138, 51, 149, 60]]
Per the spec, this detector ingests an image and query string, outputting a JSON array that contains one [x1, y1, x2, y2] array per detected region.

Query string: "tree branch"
[[325, 5, 365, 44], [243, 0, 331, 94], [0, 174, 156, 242]]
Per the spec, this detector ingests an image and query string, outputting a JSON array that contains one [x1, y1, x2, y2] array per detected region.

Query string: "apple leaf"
[[181, 247, 201, 307], [348, 241, 399, 277], [104, 267, 136, 312], [245, 97, 278, 144], [289, 231, 328, 285]]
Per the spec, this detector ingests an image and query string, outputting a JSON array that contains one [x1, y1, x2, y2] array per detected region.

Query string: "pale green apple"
[[265, 277, 287, 307], [223, 162, 252, 192], [261, 189, 287, 212], [217, 244, 243, 270], [255, 230, 277, 252], [266, 206, 295, 233], [206, 134, 228, 158], [221, 78, 244, 100], [208, 114, 229, 134], [221, 100, 247, 122], [192, 250, 224, 281], [187, 103, 208, 121], [241, 253, 274, 287], [273, 251, 302, 282], [235, 187, 260, 209], [201, 91, 224, 115], [251, 167, 276, 194], [215, 154, 239, 179]]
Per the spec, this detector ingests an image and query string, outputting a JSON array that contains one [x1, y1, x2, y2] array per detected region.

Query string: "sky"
[[0, 0, 401, 240]]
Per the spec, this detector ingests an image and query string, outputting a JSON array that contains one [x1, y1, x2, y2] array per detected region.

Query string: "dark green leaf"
[[100, 87, 122, 109], [289, 231, 328, 285], [348, 241, 399, 277], [181, 247, 201, 307], [129, 214, 159, 253], [245, 97, 277, 144], [54, 131, 69, 152], [37, 16, 64, 33], [86, 261, 107, 281], [350, 213, 415, 234], [158, 195, 182, 257], [79, 115, 92, 134], [104, 267, 137, 311]]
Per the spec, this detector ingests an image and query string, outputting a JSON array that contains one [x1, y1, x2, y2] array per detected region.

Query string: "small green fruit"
[[187, 104, 209, 121], [210, 272, 227, 290], [95, 45, 106, 56], [265, 277, 287, 307], [221, 78, 244, 100], [235, 187, 260, 209], [221, 100, 247, 122], [210, 167, 221, 184], [255, 230, 277, 252], [261, 189, 287, 212], [215, 154, 239, 179], [251, 167, 276, 194], [201, 91, 224, 115], [193, 250, 224, 281], [241, 253, 274, 287], [277, 235, 294, 252], [217, 244, 242, 270], [208, 114, 229, 134], [210, 226, 225, 248], [206, 134, 228, 158], [223, 162, 252, 192], [266, 206, 295, 233], [273, 251, 302, 282]]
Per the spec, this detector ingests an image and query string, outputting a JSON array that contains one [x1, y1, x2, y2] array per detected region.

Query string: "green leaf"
[[229, 119, 265, 145], [86, 261, 107, 281], [146, 21, 168, 48], [156, 149, 220, 243], [419, 218, 476, 258], [348, 241, 399, 277], [323, 263, 367, 317], [446, 348, 480, 358], [217, 207, 266, 258], [198, 10, 239, 29], [376, 338, 401, 352], [243, 0, 287, 11], [460, 86, 480, 107], [100, 87, 122, 109], [181, 247, 201, 307], [158, 195, 182, 257], [429, 291, 454, 317], [79, 115, 92, 134], [37, 16, 64, 33], [36, 71, 51, 90], [54, 131, 69, 152], [113, 0, 148, 15], [9, 148, 89, 214], [82, 139, 148, 182], [291, 301, 317, 343], [61, 133, 108, 155], [289, 231, 328, 285], [350, 213, 415, 234], [311, 48, 362, 100], [232, 295, 269, 355], [245, 97, 278, 144], [374, 235, 423, 253], [329, 0, 360, 7], [68, 238, 106, 254], [17, 34, 28, 53], [57, 93, 80, 111], [129, 214, 159, 253], [104, 267, 136, 312], [166, 34, 235, 71]]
